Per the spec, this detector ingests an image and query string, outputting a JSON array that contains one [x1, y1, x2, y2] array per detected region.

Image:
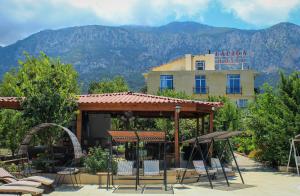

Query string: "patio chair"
[[0, 185, 43, 196], [211, 158, 232, 173], [193, 160, 216, 181], [143, 160, 160, 176], [0, 168, 54, 187], [55, 158, 81, 187]]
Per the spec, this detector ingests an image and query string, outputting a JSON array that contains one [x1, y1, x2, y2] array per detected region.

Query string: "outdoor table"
[[56, 168, 80, 188]]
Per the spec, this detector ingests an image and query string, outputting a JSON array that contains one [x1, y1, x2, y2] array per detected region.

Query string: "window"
[[195, 60, 205, 70], [194, 75, 207, 94], [160, 75, 173, 90], [237, 99, 248, 108], [227, 74, 241, 94]]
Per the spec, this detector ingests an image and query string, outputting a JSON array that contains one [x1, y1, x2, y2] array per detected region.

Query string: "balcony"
[[226, 87, 242, 95], [193, 87, 209, 94]]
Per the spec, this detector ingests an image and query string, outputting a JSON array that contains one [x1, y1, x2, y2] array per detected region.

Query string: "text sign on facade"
[[215, 50, 248, 65]]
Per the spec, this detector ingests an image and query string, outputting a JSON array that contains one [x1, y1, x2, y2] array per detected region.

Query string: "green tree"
[[0, 52, 79, 158], [208, 96, 242, 131], [157, 89, 192, 99], [17, 53, 79, 126], [247, 71, 300, 166], [88, 76, 129, 94], [0, 109, 27, 156]]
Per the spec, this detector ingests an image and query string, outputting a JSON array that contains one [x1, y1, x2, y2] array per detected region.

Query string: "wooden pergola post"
[[209, 112, 214, 133], [196, 117, 200, 137], [201, 116, 205, 135], [76, 110, 82, 143], [174, 106, 180, 167]]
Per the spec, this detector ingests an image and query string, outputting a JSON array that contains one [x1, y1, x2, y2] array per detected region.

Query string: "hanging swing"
[[136, 131, 168, 192], [181, 131, 244, 188], [108, 131, 140, 191], [287, 134, 300, 176], [107, 130, 168, 192]]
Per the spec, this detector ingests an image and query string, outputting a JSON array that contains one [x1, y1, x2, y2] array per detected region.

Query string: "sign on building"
[[215, 50, 249, 70]]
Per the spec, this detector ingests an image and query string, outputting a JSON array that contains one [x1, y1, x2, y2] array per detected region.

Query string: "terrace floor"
[[46, 154, 300, 196]]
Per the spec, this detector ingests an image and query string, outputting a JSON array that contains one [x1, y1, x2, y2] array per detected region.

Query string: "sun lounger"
[[0, 168, 54, 187], [0, 185, 43, 196], [1, 178, 41, 187]]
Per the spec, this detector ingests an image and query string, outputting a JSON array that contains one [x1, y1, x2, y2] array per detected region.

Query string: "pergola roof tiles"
[[79, 92, 219, 106], [78, 92, 222, 114], [0, 97, 20, 109], [108, 130, 165, 142], [0, 92, 222, 115]]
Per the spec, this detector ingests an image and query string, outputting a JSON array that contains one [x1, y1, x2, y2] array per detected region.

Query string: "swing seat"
[[117, 161, 134, 176], [297, 156, 300, 165], [211, 158, 232, 173], [143, 160, 160, 176], [193, 160, 217, 175]]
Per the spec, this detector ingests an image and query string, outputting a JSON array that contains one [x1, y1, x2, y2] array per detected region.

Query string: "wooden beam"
[[76, 111, 82, 144], [209, 112, 214, 133], [0, 102, 21, 110], [201, 116, 205, 135], [196, 117, 200, 137], [174, 110, 180, 167], [79, 103, 200, 112]]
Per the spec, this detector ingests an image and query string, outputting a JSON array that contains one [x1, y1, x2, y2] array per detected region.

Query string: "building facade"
[[145, 53, 258, 107]]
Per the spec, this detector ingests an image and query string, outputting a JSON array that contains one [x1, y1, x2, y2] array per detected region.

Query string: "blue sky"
[[0, 0, 300, 46]]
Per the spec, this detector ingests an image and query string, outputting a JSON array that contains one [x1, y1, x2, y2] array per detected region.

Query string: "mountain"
[[0, 22, 300, 91]]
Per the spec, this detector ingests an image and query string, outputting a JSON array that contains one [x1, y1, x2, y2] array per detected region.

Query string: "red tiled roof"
[[108, 130, 166, 142], [0, 97, 20, 103], [0, 92, 222, 112], [78, 92, 222, 107], [0, 97, 21, 109]]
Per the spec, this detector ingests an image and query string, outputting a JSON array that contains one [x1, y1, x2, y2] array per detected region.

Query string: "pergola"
[[0, 92, 222, 167]]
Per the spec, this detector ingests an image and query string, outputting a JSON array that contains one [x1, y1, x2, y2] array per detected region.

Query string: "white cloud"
[[219, 0, 300, 25], [1, 0, 211, 25], [66, 0, 211, 24], [1, 0, 300, 45], [0, 0, 212, 45]]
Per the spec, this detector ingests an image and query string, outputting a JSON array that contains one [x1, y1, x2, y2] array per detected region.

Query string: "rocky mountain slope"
[[0, 22, 299, 91]]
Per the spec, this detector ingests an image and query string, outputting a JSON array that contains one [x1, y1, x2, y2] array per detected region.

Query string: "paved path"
[[47, 155, 300, 196]]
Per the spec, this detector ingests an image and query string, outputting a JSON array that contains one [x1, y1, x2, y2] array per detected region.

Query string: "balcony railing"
[[193, 87, 209, 94], [226, 87, 242, 95]]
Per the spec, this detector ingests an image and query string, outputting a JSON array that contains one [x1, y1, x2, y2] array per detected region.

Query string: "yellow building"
[[144, 53, 258, 107]]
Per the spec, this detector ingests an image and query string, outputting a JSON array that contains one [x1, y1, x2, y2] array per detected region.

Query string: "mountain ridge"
[[0, 21, 299, 91]]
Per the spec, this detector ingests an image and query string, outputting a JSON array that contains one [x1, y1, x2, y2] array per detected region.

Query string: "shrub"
[[32, 153, 51, 172], [84, 147, 114, 174], [246, 72, 300, 166]]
